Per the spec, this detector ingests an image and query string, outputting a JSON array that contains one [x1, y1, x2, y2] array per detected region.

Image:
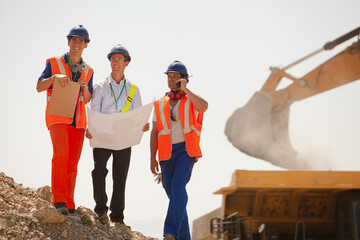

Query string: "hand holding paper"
[[142, 122, 150, 132], [53, 74, 71, 87], [85, 129, 93, 139]]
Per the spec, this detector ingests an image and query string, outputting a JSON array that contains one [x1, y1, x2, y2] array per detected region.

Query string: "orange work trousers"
[[49, 124, 85, 210]]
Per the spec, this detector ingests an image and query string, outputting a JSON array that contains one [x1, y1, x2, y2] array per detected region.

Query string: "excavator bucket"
[[225, 91, 300, 169], [225, 27, 360, 170]]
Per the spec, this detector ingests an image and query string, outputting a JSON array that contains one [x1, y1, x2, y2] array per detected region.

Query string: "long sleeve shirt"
[[91, 75, 142, 114]]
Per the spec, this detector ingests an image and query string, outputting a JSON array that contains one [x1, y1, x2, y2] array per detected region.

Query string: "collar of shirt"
[[63, 53, 82, 82], [109, 74, 127, 86], [63, 53, 69, 63]]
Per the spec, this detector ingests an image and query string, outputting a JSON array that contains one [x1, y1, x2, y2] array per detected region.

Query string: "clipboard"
[[47, 80, 80, 118]]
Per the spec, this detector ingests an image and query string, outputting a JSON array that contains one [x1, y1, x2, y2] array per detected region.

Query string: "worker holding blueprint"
[[86, 44, 149, 230]]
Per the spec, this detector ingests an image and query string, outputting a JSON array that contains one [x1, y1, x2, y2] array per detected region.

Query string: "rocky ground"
[[0, 172, 157, 240]]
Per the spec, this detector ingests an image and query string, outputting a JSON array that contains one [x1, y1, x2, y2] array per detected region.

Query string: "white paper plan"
[[87, 100, 154, 150]]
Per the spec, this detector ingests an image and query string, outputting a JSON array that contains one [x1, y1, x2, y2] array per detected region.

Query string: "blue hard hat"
[[67, 25, 90, 42], [165, 61, 188, 76], [107, 44, 131, 62]]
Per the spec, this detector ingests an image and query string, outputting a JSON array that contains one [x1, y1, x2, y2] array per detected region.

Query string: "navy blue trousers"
[[160, 142, 195, 240]]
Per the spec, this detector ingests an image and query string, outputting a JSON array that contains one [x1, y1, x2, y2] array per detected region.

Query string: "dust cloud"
[[224, 91, 333, 170]]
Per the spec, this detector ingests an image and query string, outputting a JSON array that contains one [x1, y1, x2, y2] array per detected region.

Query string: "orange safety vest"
[[45, 56, 93, 129], [154, 95, 203, 161]]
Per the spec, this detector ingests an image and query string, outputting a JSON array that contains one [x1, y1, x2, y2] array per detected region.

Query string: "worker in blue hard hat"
[[150, 60, 208, 240], [86, 44, 149, 229], [36, 25, 94, 215]]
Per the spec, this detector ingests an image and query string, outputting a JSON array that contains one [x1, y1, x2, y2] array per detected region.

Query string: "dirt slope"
[[0, 172, 157, 240]]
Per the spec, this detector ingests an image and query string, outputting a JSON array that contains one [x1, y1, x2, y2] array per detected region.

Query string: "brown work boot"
[[114, 221, 133, 237], [164, 233, 176, 240], [114, 220, 131, 230], [96, 212, 109, 225]]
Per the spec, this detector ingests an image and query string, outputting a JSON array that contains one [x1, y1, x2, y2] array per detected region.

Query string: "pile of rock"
[[0, 172, 156, 240]]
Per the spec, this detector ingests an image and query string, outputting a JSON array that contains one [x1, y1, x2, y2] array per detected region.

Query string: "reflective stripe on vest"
[[120, 84, 137, 113], [45, 56, 93, 129], [154, 95, 203, 161], [180, 98, 202, 138]]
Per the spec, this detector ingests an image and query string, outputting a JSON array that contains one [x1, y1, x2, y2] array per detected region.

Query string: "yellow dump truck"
[[192, 170, 360, 240]]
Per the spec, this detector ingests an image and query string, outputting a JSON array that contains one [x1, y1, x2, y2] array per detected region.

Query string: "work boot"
[[163, 233, 176, 240], [114, 221, 133, 237], [54, 202, 69, 215], [96, 212, 109, 225], [114, 220, 131, 230]]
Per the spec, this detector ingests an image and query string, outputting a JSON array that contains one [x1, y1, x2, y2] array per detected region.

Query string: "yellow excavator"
[[225, 26, 360, 170]]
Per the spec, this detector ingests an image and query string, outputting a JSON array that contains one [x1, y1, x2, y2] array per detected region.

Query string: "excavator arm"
[[225, 27, 360, 170], [264, 40, 360, 102]]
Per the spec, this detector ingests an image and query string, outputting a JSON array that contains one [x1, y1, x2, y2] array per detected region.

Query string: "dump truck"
[[225, 26, 360, 169], [192, 170, 360, 240]]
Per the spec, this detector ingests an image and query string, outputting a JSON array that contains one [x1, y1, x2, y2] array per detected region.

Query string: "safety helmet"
[[107, 44, 131, 62], [165, 61, 188, 77], [67, 25, 90, 43]]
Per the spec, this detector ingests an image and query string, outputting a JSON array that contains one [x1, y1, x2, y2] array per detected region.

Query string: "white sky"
[[1, 0, 360, 238]]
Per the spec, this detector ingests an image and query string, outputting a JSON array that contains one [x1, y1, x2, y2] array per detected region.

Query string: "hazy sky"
[[1, 0, 360, 238]]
